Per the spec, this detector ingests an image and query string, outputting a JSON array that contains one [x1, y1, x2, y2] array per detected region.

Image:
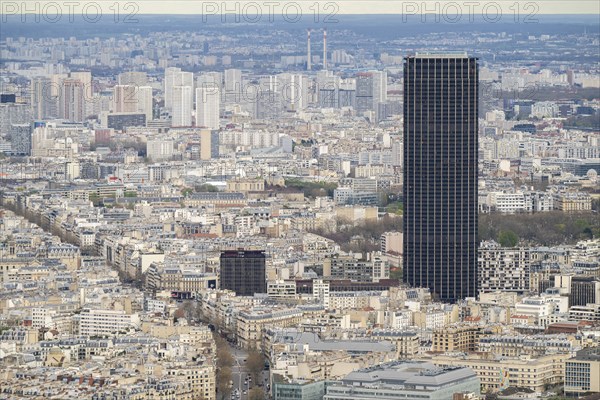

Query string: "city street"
[[228, 344, 270, 400], [231, 346, 248, 399]]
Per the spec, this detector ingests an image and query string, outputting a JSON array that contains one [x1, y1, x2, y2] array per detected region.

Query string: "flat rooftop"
[[414, 51, 469, 58]]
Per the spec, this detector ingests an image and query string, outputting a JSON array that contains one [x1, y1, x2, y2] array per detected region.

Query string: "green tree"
[[478, 212, 598, 246], [248, 387, 265, 400], [89, 193, 100, 206], [216, 366, 232, 400], [195, 183, 219, 192], [497, 230, 519, 247], [214, 333, 234, 399], [214, 335, 234, 369], [246, 349, 265, 383]]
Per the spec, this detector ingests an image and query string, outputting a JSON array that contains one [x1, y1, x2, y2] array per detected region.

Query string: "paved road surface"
[[231, 346, 248, 399], [228, 344, 270, 399]]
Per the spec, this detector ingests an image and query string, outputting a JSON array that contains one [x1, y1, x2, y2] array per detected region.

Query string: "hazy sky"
[[4, 1, 599, 15]]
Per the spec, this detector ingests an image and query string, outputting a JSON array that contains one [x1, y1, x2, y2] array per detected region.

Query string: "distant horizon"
[[1, 0, 599, 17], [2, 13, 600, 18], [3, 12, 598, 40], [2, 13, 599, 23], [2, 5, 598, 41]]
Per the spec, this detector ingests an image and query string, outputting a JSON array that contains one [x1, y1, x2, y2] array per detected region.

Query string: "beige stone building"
[[236, 307, 303, 349], [432, 324, 501, 353], [564, 347, 600, 397], [430, 353, 569, 393], [553, 192, 592, 212], [145, 263, 218, 293], [226, 178, 265, 193]]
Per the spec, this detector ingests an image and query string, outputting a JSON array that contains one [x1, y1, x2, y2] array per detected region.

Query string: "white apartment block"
[[486, 191, 553, 213], [313, 279, 330, 308], [195, 87, 220, 129], [479, 241, 530, 294], [32, 307, 54, 329], [147, 139, 174, 162], [172, 85, 193, 127], [514, 297, 556, 326], [389, 310, 413, 329], [77, 308, 140, 337], [267, 280, 297, 297]]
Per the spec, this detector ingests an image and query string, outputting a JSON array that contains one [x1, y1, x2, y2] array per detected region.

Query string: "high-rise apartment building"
[[197, 72, 222, 89], [118, 71, 148, 87], [30, 77, 56, 119], [200, 129, 219, 160], [69, 71, 92, 99], [224, 69, 242, 93], [172, 85, 192, 127], [69, 71, 92, 117], [164, 67, 181, 109], [112, 85, 152, 121], [59, 78, 85, 122], [224, 69, 242, 104], [278, 73, 309, 111], [136, 86, 153, 122], [220, 250, 266, 296], [164, 68, 193, 110], [112, 85, 138, 113], [355, 70, 387, 116], [195, 87, 220, 129], [403, 52, 479, 302]]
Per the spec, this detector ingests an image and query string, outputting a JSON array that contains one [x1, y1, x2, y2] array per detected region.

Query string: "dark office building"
[[319, 88, 337, 108], [338, 88, 356, 108], [355, 73, 374, 114], [569, 276, 600, 307], [403, 53, 479, 302], [106, 113, 146, 131], [220, 250, 266, 296], [512, 123, 536, 134], [10, 123, 32, 156], [0, 94, 16, 103]]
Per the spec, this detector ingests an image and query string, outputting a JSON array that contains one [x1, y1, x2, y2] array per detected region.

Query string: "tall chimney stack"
[[323, 29, 327, 70], [307, 29, 312, 71]]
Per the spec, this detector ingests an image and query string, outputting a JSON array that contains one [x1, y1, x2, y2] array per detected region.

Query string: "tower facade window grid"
[[403, 53, 479, 302], [220, 250, 266, 296]]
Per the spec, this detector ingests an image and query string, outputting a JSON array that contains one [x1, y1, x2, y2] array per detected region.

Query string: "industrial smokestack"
[[307, 29, 312, 71], [323, 29, 327, 70]]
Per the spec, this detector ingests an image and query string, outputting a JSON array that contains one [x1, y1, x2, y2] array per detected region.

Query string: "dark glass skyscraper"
[[220, 250, 266, 296], [403, 53, 479, 302]]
